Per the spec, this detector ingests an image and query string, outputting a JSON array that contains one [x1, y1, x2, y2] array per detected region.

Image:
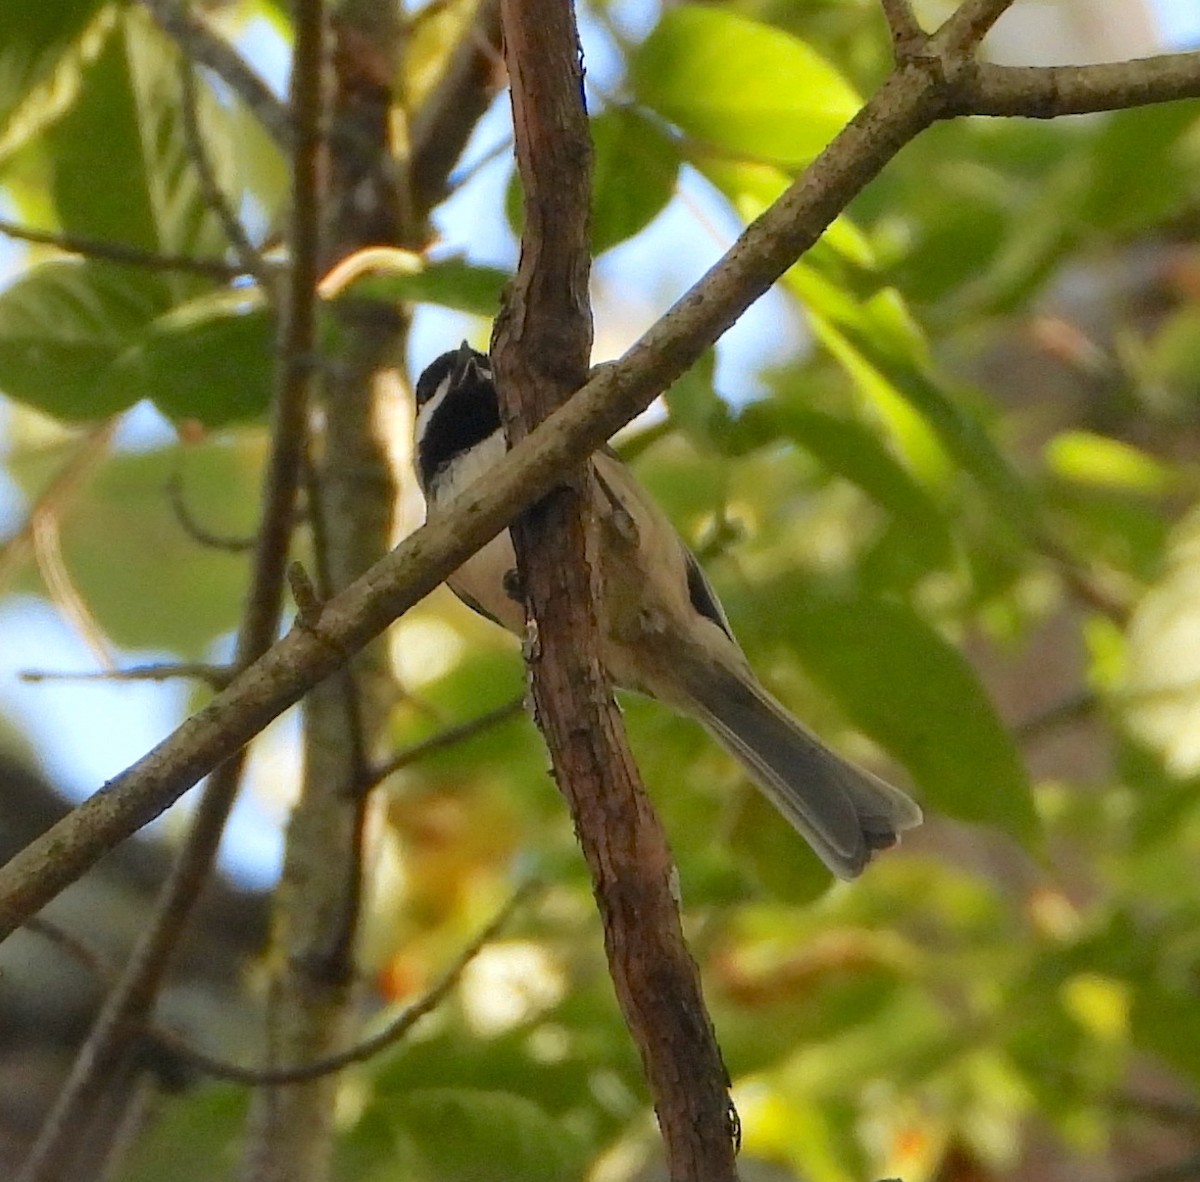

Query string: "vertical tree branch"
[[491, 2, 738, 1179], [239, 2, 406, 1180]]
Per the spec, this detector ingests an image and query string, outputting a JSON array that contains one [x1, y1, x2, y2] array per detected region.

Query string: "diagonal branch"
[[0, 218, 242, 280], [0, 65, 991, 944], [139, 0, 291, 148], [409, 0, 504, 219], [935, 0, 1017, 59], [149, 881, 537, 1086]]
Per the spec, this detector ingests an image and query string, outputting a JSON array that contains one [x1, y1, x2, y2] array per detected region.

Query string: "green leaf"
[[0, 0, 111, 167], [590, 107, 679, 254], [508, 108, 680, 256], [104, 290, 276, 426], [812, 308, 1046, 543], [630, 5, 859, 168], [693, 154, 875, 272], [1045, 430, 1176, 496], [731, 400, 954, 571], [390, 1088, 590, 1182], [11, 439, 264, 655], [332, 256, 511, 317], [405, 0, 480, 113], [1078, 104, 1200, 234], [809, 309, 953, 489], [45, 7, 234, 264], [779, 591, 1037, 843], [117, 1085, 245, 1182], [1132, 984, 1200, 1089], [731, 788, 831, 901], [0, 258, 171, 418], [662, 348, 720, 442], [1121, 506, 1200, 777], [1139, 305, 1200, 404]]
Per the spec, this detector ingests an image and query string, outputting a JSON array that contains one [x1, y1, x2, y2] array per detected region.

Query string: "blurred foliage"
[[1, 1, 1199, 1181]]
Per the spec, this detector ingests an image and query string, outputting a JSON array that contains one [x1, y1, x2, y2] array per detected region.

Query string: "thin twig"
[[139, 0, 292, 149], [20, 663, 232, 689], [1013, 692, 1098, 742], [166, 470, 257, 553], [32, 511, 115, 670], [23, 917, 112, 986], [150, 882, 538, 1086], [0, 218, 242, 281], [2, 420, 123, 670], [443, 133, 515, 197], [178, 60, 277, 293], [364, 698, 525, 790], [0, 420, 120, 593]]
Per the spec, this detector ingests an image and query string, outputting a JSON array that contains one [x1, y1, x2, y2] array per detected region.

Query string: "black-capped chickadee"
[[413, 343, 922, 879]]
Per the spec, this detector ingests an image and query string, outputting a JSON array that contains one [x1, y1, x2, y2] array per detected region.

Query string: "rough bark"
[[491, 1, 738, 1177]]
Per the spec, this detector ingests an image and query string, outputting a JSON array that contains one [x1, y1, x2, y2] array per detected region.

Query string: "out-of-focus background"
[[2, 1, 1200, 1179]]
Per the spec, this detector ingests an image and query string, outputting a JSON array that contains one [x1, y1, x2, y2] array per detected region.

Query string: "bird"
[[412, 342, 922, 878]]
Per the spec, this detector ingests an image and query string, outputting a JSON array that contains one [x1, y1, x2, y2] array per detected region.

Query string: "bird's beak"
[[452, 339, 479, 387]]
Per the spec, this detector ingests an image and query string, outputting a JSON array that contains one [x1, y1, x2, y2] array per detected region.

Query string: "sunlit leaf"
[[1121, 506, 1200, 776], [405, 0, 480, 114], [730, 400, 954, 571], [812, 310, 1045, 544], [507, 107, 679, 256], [631, 5, 859, 168], [330, 255, 510, 316], [1045, 431, 1176, 496], [45, 6, 233, 269], [0, 0, 113, 169]]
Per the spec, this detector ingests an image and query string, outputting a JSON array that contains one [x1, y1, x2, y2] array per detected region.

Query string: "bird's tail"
[[686, 665, 922, 879]]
